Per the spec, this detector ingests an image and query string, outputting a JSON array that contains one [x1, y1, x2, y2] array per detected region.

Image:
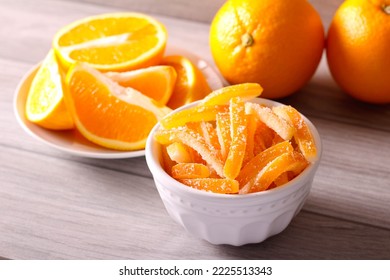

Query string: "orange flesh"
[[68, 70, 157, 142]]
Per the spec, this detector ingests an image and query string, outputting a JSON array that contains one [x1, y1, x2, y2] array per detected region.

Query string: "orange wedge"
[[273, 105, 317, 162], [223, 98, 247, 179], [200, 83, 262, 106], [162, 55, 212, 109], [25, 50, 74, 130], [65, 63, 171, 150], [53, 13, 167, 71], [105, 66, 176, 105], [240, 151, 309, 194], [172, 163, 210, 179], [178, 178, 239, 194]]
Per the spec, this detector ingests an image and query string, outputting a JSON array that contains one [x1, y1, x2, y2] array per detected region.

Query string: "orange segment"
[[200, 83, 262, 106], [223, 98, 248, 179], [240, 151, 309, 194], [25, 50, 74, 130], [178, 178, 239, 194], [273, 105, 317, 162], [65, 63, 171, 150], [53, 13, 167, 71], [236, 141, 294, 187], [172, 163, 210, 179], [162, 55, 212, 109], [105, 65, 176, 105], [245, 103, 295, 140], [160, 104, 228, 129]]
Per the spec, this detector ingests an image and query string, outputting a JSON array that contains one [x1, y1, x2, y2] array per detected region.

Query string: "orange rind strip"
[[273, 105, 317, 162], [236, 141, 294, 187], [223, 97, 248, 179], [178, 178, 239, 194], [240, 151, 309, 194], [160, 104, 228, 129], [200, 83, 262, 106], [172, 163, 210, 179], [245, 103, 295, 140], [154, 126, 224, 177]]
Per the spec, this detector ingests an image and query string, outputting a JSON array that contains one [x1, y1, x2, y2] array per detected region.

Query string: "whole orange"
[[209, 0, 325, 99], [326, 0, 390, 104]]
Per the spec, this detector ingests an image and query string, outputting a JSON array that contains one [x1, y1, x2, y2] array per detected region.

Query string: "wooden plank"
[[1, 147, 389, 259]]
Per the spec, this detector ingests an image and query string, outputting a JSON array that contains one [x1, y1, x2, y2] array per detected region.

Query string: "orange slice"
[[223, 98, 248, 179], [273, 105, 317, 162], [200, 83, 262, 106], [162, 55, 212, 109], [65, 63, 171, 150], [25, 50, 74, 130], [160, 104, 228, 129], [178, 178, 239, 194], [240, 151, 309, 194], [172, 163, 210, 179], [53, 13, 167, 71], [236, 141, 294, 187], [245, 103, 295, 140], [105, 65, 176, 105]]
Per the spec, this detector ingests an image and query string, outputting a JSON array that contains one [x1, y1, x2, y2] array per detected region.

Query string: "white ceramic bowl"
[[145, 98, 322, 246]]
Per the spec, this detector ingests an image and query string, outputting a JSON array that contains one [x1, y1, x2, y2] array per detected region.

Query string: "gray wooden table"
[[1, 0, 390, 260]]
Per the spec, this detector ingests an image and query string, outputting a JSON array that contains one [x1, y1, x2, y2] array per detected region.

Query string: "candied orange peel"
[[154, 83, 317, 194]]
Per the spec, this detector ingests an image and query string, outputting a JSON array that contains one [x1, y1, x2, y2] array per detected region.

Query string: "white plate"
[[14, 46, 224, 159]]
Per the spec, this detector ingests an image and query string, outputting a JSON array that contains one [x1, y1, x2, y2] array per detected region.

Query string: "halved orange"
[[25, 50, 74, 130], [65, 63, 171, 150], [105, 65, 176, 105], [162, 55, 212, 109], [53, 13, 167, 71]]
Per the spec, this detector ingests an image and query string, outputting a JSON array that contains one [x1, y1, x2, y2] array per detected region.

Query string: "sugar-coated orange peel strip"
[[273, 105, 317, 162], [178, 178, 239, 194], [172, 163, 210, 179], [239, 151, 309, 194], [154, 83, 317, 194], [223, 97, 247, 179]]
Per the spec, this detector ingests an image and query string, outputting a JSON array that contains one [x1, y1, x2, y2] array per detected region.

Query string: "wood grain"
[[1, 0, 390, 260]]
